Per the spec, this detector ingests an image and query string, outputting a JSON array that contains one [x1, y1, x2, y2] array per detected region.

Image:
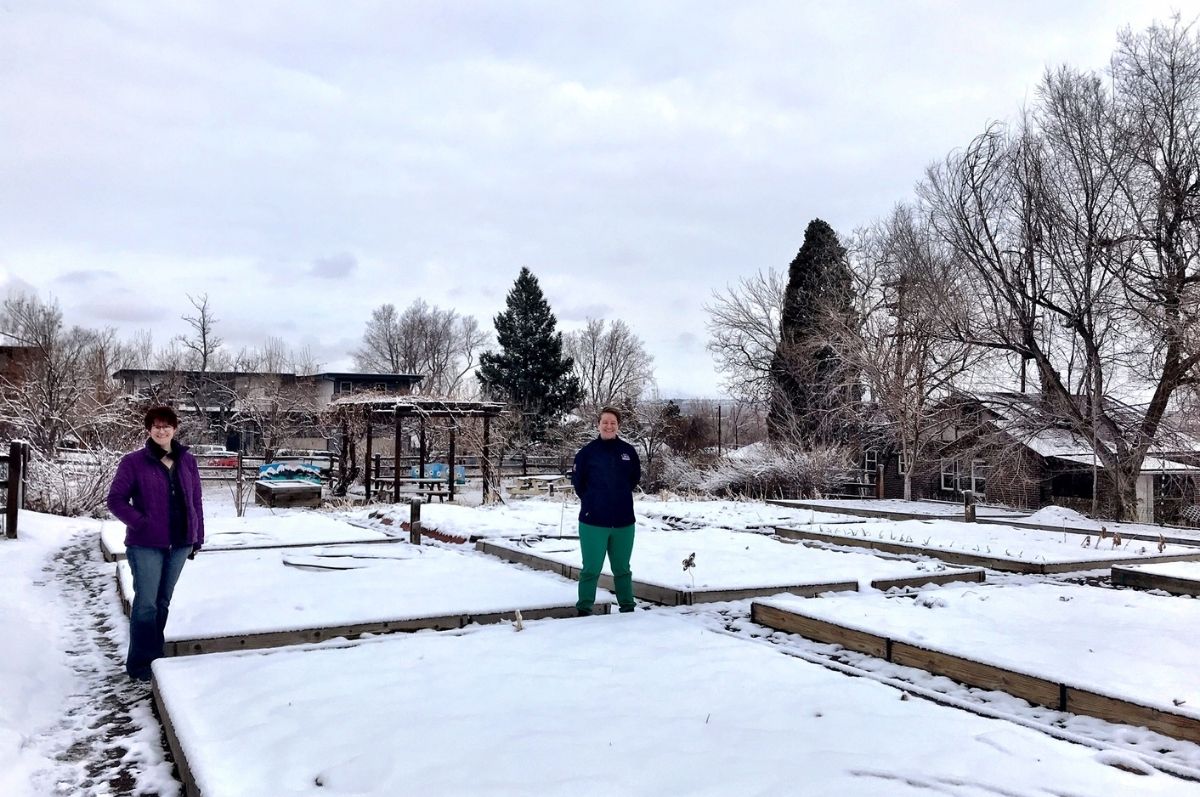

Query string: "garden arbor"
[[329, 395, 505, 502]]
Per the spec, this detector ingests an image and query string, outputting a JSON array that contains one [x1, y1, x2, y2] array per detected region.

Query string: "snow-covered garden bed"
[[1112, 561, 1200, 596], [150, 611, 1194, 797], [100, 510, 397, 561], [771, 497, 1028, 520], [755, 583, 1200, 742], [776, 519, 1200, 573], [480, 528, 983, 604], [987, 505, 1200, 545], [116, 543, 608, 653]]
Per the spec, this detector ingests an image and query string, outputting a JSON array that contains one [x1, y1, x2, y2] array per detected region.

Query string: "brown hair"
[[143, 405, 180, 430], [598, 406, 622, 425]]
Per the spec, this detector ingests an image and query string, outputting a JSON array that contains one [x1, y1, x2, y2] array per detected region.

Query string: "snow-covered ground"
[[772, 497, 1028, 518], [483, 528, 975, 592], [791, 518, 1200, 566], [100, 508, 396, 560], [347, 495, 866, 540], [1001, 505, 1200, 543], [5, 491, 1200, 795]]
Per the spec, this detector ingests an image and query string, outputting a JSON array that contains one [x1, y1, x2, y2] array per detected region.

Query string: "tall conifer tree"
[[478, 267, 582, 444], [768, 219, 859, 444]]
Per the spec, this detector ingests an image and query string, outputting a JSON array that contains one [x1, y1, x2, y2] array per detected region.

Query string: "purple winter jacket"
[[107, 442, 206, 550]]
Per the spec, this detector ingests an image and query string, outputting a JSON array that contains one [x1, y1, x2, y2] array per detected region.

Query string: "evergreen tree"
[[768, 219, 859, 444], [478, 267, 582, 444]]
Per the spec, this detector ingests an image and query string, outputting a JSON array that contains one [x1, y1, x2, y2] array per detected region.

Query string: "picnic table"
[[512, 474, 572, 495], [372, 476, 452, 502]]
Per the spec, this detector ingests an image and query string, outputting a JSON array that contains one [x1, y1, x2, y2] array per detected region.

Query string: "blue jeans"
[[125, 545, 191, 678]]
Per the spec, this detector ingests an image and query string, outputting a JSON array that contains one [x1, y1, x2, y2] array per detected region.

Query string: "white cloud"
[[0, 0, 1190, 395]]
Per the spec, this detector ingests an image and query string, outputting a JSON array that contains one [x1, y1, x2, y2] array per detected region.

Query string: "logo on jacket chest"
[[620, 453, 630, 461]]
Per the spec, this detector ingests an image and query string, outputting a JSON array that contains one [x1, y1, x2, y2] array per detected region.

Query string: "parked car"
[[273, 448, 334, 476], [192, 445, 239, 468]]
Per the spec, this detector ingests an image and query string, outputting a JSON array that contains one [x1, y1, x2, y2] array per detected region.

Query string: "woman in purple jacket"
[[107, 406, 205, 681]]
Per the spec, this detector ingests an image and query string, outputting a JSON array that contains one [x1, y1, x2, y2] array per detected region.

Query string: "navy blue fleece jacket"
[[571, 436, 641, 528]]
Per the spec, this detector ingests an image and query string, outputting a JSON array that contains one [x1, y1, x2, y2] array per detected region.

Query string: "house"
[[870, 391, 1200, 524], [112, 368, 424, 452]]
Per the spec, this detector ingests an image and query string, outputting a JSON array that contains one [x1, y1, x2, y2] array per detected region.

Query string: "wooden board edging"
[[1066, 686, 1200, 745], [750, 603, 889, 658], [870, 569, 986, 591], [775, 526, 1200, 575], [152, 677, 203, 797], [890, 641, 1061, 709], [774, 526, 1042, 572], [752, 600, 1200, 745], [1111, 566, 1200, 597], [476, 540, 574, 578], [161, 602, 608, 657], [685, 580, 858, 604]]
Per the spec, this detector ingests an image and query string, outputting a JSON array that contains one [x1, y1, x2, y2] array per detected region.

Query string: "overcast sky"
[[1, 1, 1194, 397]]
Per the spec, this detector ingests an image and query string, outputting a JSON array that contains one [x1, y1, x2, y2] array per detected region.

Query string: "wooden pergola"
[[329, 395, 506, 502]]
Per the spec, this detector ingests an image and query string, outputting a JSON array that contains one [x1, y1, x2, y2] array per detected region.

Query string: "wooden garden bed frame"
[[774, 525, 1200, 574], [751, 600, 1200, 744], [476, 540, 984, 606], [115, 566, 607, 654], [1111, 565, 1200, 597]]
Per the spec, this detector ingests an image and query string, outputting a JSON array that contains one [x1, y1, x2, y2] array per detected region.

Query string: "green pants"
[[576, 522, 636, 613]]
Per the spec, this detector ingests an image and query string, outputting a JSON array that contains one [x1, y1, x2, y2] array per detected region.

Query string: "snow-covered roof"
[[1049, 453, 1200, 473], [966, 391, 1200, 461]]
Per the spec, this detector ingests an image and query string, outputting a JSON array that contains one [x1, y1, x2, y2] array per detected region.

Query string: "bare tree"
[[354, 300, 488, 396], [919, 18, 1200, 519], [824, 208, 986, 499], [565, 318, 655, 413], [705, 268, 786, 405], [177, 293, 223, 373]]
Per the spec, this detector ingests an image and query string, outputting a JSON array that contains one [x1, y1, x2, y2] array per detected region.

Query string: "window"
[[338, 381, 353, 394], [970, 460, 989, 495], [941, 460, 960, 491], [864, 448, 878, 470], [897, 452, 909, 475]]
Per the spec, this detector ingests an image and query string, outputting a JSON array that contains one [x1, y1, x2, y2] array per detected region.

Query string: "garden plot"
[[115, 543, 608, 654], [342, 499, 574, 542], [341, 497, 865, 542], [776, 518, 1200, 574], [769, 497, 1028, 521], [151, 612, 1196, 797], [1112, 561, 1200, 596], [982, 505, 1200, 546], [635, 499, 866, 529], [479, 528, 983, 605], [100, 511, 396, 561], [753, 583, 1200, 744]]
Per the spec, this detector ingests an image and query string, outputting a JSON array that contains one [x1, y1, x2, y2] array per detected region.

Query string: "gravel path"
[[31, 534, 180, 796]]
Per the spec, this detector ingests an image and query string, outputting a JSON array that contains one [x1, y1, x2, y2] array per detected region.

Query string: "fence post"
[[875, 464, 884, 500], [409, 497, 422, 545], [6, 441, 26, 539], [963, 489, 976, 523]]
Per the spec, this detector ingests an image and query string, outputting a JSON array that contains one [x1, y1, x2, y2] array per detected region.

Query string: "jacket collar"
[[144, 438, 187, 460]]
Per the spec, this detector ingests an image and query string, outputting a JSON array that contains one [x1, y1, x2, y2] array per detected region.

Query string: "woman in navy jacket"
[[107, 406, 205, 681], [571, 406, 641, 614]]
